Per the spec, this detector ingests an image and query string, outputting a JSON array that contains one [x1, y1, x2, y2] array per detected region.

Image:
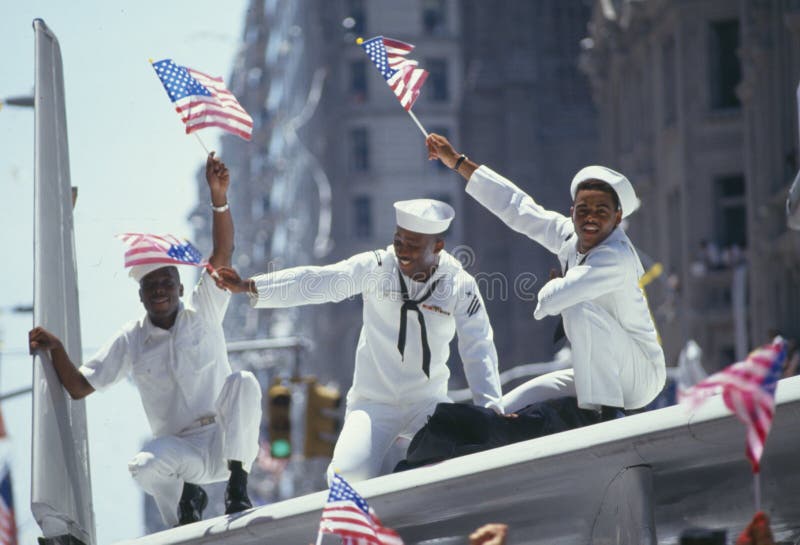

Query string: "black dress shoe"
[[177, 483, 208, 525], [224, 471, 252, 515]]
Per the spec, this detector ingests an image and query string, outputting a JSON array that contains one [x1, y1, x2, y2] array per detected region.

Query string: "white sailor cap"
[[129, 263, 177, 283], [570, 165, 641, 219], [394, 199, 455, 235]]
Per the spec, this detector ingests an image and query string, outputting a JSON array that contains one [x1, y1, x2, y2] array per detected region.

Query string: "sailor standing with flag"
[[28, 153, 261, 527], [216, 199, 503, 482], [426, 134, 666, 415]]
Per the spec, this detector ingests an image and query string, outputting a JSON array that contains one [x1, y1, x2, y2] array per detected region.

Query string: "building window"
[[349, 128, 370, 172], [662, 35, 677, 126], [709, 20, 741, 110], [245, 27, 260, 45], [715, 175, 747, 248], [426, 59, 449, 102], [422, 0, 447, 35], [257, 107, 270, 131], [350, 60, 368, 103], [247, 67, 263, 89], [347, 0, 366, 35], [718, 345, 736, 370], [250, 154, 266, 178], [667, 190, 683, 272], [353, 196, 372, 239]]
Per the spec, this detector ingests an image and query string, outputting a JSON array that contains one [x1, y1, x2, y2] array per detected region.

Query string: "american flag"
[[318, 474, 403, 545], [359, 36, 428, 111], [151, 59, 253, 141], [0, 464, 17, 545], [118, 233, 203, 269], [681, 338, 787, 473]]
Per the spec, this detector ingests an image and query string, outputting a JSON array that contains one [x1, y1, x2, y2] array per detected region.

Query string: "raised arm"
[[206, 152, 234, 269], [426, 133, 480, 181], [28, 326, 94, 400], [426, 133, 573, 254]]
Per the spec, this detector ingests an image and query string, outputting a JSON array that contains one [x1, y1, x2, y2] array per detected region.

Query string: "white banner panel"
[[31, 18, 95, 545]]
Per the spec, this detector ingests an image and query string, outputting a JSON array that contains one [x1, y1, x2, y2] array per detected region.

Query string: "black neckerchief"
[[397, 269, 441, 377]]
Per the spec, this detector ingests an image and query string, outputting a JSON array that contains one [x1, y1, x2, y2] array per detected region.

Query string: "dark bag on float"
[[395, 397, 624, 472]]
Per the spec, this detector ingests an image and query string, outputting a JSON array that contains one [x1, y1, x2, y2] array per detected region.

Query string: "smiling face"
[[393, 227, 444, 282], [570, 184, 622, 252], [138, 266, 183, 328]]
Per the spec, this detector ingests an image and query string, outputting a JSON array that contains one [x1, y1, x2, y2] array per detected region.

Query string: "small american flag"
[[681, 338, 787, 473], [118, 233, 203, 269], [151, 59, 253, 141], [318, 474, 403, 545], [359, 36, 428, 111], [0, 464, 17, 545]]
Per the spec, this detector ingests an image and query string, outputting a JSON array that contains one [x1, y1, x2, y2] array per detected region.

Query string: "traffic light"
[[304, 380, 341, 458], [267, 382, 292, 459]]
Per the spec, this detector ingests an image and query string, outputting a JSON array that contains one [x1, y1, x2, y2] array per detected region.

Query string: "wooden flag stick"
[[193, 132, 211, 155], [407, 109, 428, 138], [754, 471, 761, 512]]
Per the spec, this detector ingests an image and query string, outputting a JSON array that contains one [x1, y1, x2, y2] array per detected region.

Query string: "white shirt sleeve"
[[454, 275, 504, 414], [188, 268, 231, 324], [534, 245, 627, 319], [79, 327, 135, 391], [465, 165, 574, 255], [250, 250, 383, 308]]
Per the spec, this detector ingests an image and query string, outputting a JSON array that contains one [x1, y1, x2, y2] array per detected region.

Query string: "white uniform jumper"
[[466, 166, 666, 411], [80, 271, 261, 527], [250, 247, 503, 481]]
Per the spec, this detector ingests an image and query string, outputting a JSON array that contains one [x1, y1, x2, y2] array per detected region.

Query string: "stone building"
[[581, 0, 800, 369], [458, 1, 599, 367], [192, 0, 600, 389]]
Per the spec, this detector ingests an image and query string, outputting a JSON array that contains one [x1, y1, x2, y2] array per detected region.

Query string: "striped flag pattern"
[[681, 337, 787, 473], [117, 233, 203, 269], [319, 474, 403, 545], [151, 59, 253, 140], [0, 464, 17, 545], [360, 36, 428, 111]]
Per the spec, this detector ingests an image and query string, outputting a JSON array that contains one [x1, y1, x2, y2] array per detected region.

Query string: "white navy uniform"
[[80, 271, 262, 527], [466, 165, 666, 411], [250, 246, 503, 481]]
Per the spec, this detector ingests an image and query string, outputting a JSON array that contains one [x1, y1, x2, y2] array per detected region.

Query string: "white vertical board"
[[31, 18, 96, 545]]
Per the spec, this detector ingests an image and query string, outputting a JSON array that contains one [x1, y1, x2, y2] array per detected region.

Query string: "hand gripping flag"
[[151, 59, 253, 141], [681, 337, 787, 473], [359, 36, 428, 112], [317, 473, 403, 545]]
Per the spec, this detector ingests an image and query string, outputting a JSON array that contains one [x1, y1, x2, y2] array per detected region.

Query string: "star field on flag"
[[151, 58, 253, 141]]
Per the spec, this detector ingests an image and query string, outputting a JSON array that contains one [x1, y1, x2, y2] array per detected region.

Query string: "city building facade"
[[192, 0, 600, 395], [581, 0, 800, 370], [457, 0, 599, 368]]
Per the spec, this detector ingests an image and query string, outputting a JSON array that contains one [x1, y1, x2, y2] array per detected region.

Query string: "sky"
[[1, 1, 249, 543]]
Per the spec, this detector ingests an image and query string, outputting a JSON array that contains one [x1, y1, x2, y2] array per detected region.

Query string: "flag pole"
[[407, 109, 428, 138], [314, 530, 325, 545], [754, 471, 761, 512], [193, 132, 211, 155]]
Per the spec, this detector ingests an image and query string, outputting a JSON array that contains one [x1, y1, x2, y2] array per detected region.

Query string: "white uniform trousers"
[[503, 301, 662, 412], [128, 371, 262, 527], [327, 395, 446, 484]]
